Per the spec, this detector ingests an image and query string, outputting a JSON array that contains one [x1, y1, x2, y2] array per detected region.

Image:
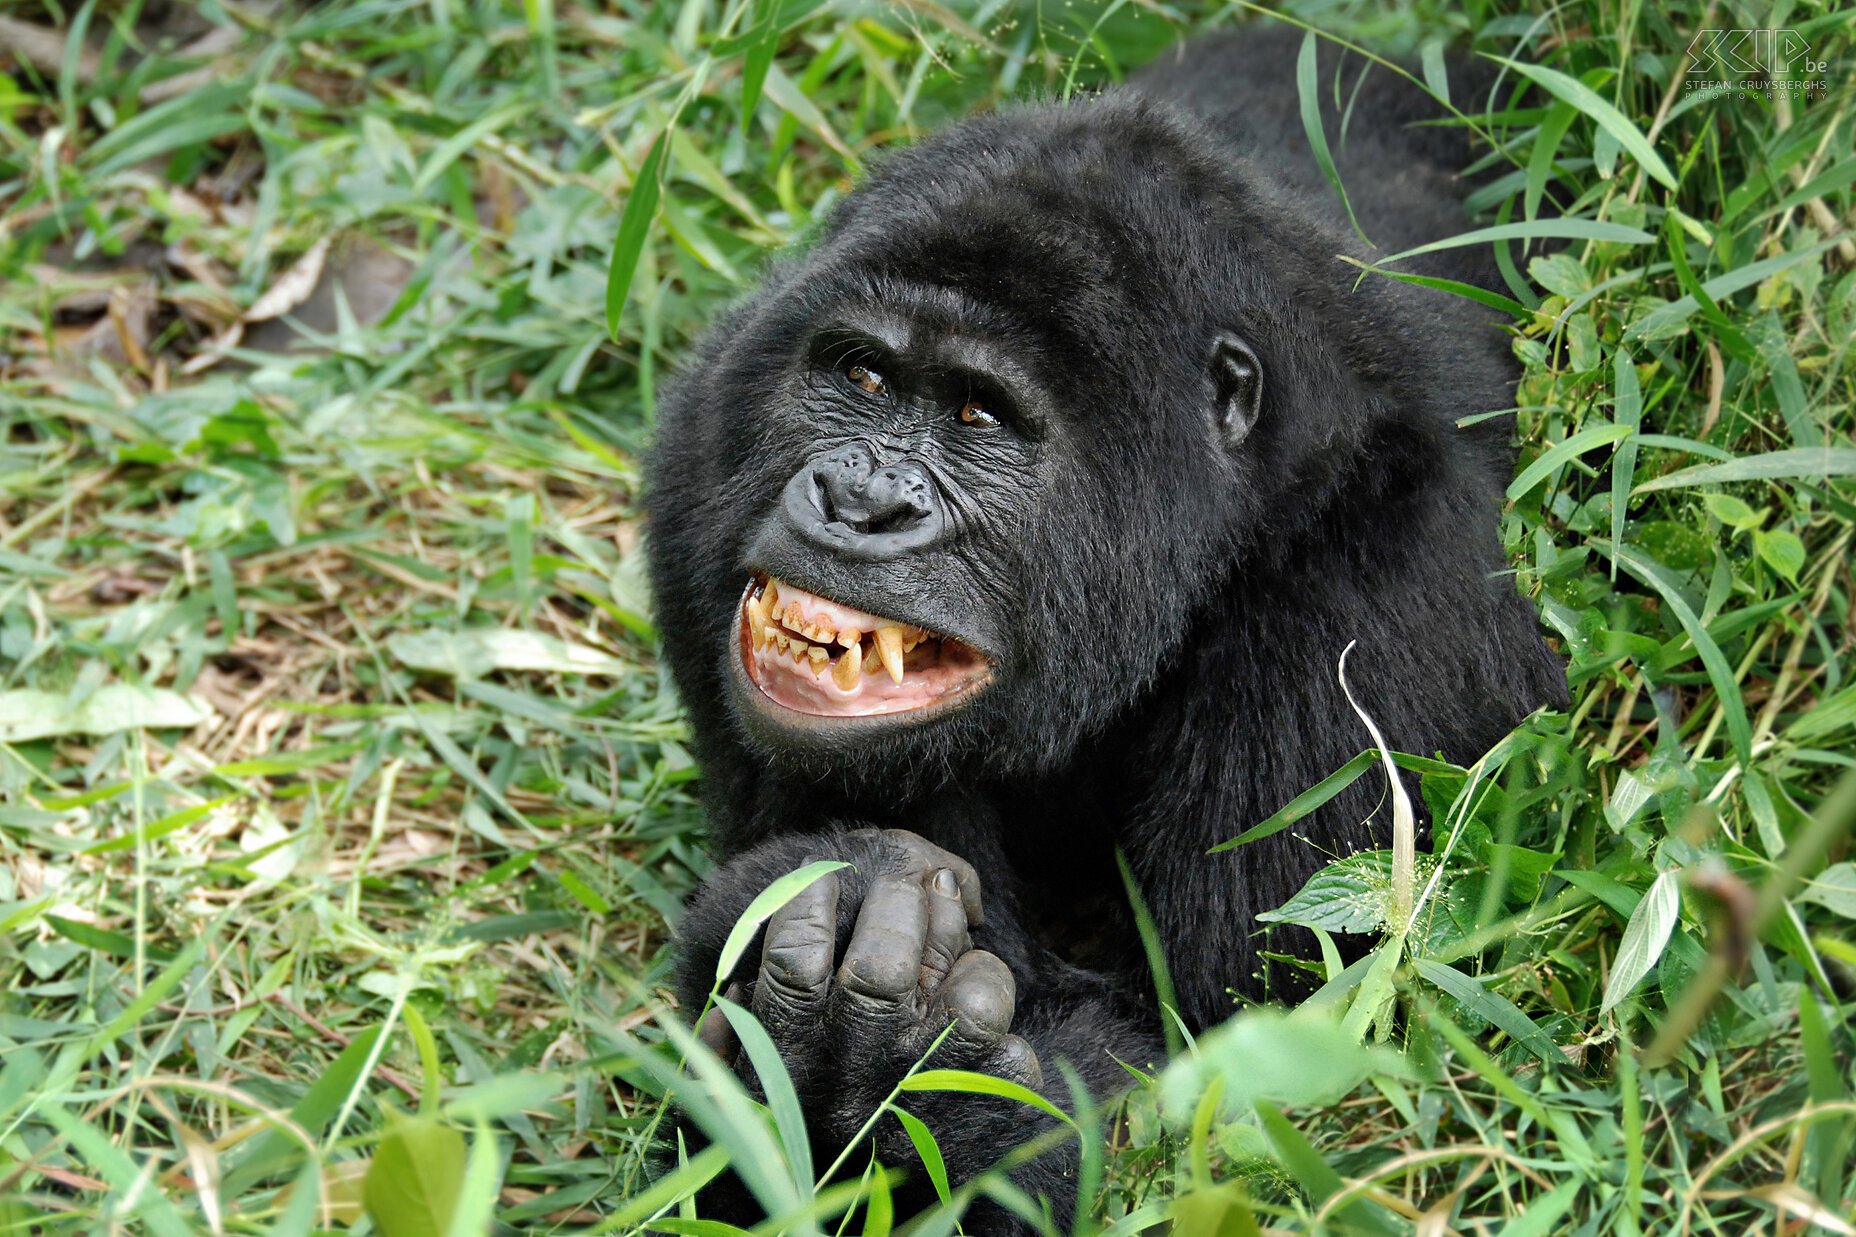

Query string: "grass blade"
[[607, 128, 671, 339], [1609, 348, 1640, 579], [1412, 958, 1564, 1068], [1507, 423, 1632, 502], [1635, 446, 1856, 493], [714, 860, 849, 986], [716, 996, 814, 1191], [899, 1069, 1074, 1127], [1295, 31, 1369, 246], [1488, 55, 1676, 190], [892, 1108, 951, 1205]]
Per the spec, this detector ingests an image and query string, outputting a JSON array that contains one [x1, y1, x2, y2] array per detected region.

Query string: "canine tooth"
[[837, 627, 860, 648], [833, 641, 861, 690], [874, 626, 905, 684], [747, 591, 768, 629], [752, 623, 768, 651]]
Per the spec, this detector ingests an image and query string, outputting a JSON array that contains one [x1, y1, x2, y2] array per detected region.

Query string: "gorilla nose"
[[783, 443, 947, 559]]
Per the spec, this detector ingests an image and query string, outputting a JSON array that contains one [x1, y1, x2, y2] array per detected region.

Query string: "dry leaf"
[[1748, 1183, 1856, 1234], [180, 320, 244, 375], [244, 237, 331, 322]]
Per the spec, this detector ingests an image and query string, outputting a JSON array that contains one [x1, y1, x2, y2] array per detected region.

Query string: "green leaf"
[[363, 1115, 466, 1237], [1253, 1101, 1398, 1236], [1116, 846, 1182, 1057], [1491, 1180, 1583, 1237], [1507, 423, 1633, 502], [899, 1069, 1074, 1127], [1295, 31, 1368, 245], [1626, 236, 1844, 341], [1796, 862, 1856, 918], [607, 128, 671, 339], [716, 997, 813, 1190], [44, 914, 177, 963], [1608, 543, 1752, 764], [1256, 850, 1395, 934], [1487, 55, 1676, 190], [1370, 219, 1655, 271], [1610, 349, 1641, 579], [891, 1108, 950, 1205], [715, 860, 850, 986], [1169, 1184, 1262, 1237], [1754, 529, 1806, 581], [1637, 446, 1856, 493], [1213, 749, 1377, 850], [1601, 870, 1680, 1012], [1525, 101, 1577, 221], [1411, 958, 1565, 1067], [1157, 1007, 1403, 1120], [1701, 493, 1759, 528], [740, 11, 779, 131]]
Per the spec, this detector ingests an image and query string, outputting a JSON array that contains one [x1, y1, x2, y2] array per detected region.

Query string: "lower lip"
[[736, 588, 991, 719]]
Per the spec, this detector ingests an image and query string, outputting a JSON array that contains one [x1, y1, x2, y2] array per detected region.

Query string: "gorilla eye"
[[957, 400, 998, 428], [847, 363, 885, 395]]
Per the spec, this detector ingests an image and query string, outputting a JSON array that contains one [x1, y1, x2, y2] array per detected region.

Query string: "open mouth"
[[739, 575, 992, 718]]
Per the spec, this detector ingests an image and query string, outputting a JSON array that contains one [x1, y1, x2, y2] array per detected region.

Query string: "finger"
[[754, 869, 840, 1032], [837, 873, 929, 1002], [990, 1034, 1044, 1088], [919, 867, 970, 995], [930, 949, 1016, 1044], [877, 828, 984, 927], [695, 1006, 739, 1065]]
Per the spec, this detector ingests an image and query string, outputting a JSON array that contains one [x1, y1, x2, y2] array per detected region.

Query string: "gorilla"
[[645, 25, 1566, 1229]]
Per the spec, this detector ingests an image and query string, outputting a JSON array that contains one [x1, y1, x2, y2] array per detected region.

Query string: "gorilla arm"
[[674, 825, 1160, 1227]]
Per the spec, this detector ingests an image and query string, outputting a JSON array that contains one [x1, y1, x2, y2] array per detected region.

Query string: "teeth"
[[784, 601, 804, 631], [789, 637, 811, 665], [747, 590, 769, 630], [814, 622, 835, 644], [874, 626, 905, 685], [773, 631, 790, 654], [833, 641, 861, 690], [902, 634, 922, 653], [838, 627, 860, 648], [752, 623, 769, 651], [807, 645, 828, 674], [764, 580, 779, 611]]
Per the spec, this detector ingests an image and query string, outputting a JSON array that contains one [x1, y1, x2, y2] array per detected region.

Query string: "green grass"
[[1, 0, 1853, 1233]]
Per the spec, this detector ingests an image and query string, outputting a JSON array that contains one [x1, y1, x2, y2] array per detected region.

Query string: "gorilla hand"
[[684, 829, 1045, 1156]]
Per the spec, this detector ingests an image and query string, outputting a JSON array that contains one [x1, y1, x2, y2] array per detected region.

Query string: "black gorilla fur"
[[645, 26, 1567, 1230]]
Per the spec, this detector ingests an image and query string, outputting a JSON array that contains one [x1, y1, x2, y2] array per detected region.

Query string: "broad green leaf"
[[444, 1121, 503, 1237], [891, 1108, 950, 1205], [900, 1069, 1073, 1127], [1507, 423, 1633, 501], [608, 128, 671, 339], [1257, 850, 1395, 934], [1637, 446, 1856, 493], [1169, 1184, 1262, 1237], [388, 629, 626, 678], [1157, 1007, 1403, 1120], [1600, 870, 1680, 1012], [714, 860, 849, 985], [1412, 958, 1565, 1067], [1755, 529, 1806, 581], [1296, 31, 1367, 245], [1796, 863, 1856, 918], [1488, 55, 1675, 189], [1701, 493, 1759, 528], [0, 685, 212, 741], [363, 1116, 465, 1237]]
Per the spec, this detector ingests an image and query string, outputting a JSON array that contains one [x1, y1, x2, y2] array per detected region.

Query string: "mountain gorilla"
[[645, 25, 1566, 1229]]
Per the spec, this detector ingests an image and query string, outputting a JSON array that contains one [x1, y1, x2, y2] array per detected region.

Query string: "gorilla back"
[[645, 26, 1565, 1229]]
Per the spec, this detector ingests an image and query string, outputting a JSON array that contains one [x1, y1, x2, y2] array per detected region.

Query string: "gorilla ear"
[[1210, 333, 1262, 451]]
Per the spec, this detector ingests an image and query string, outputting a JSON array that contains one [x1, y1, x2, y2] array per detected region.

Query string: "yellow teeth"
[[789, 637, 811, 665], [874, 626, 905, 685], [832, 641, 861, 689], [747, 590, 769, 631], [837, 627, 860, 648]]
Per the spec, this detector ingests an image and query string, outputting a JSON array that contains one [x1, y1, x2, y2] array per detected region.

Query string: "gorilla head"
[[649, 96, 1509, 796]]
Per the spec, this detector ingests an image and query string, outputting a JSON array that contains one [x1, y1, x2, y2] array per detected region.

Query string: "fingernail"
[[933, 867, 960, 898]]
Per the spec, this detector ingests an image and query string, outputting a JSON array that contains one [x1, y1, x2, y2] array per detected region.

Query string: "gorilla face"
[[657, 99, 1380, 787]]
